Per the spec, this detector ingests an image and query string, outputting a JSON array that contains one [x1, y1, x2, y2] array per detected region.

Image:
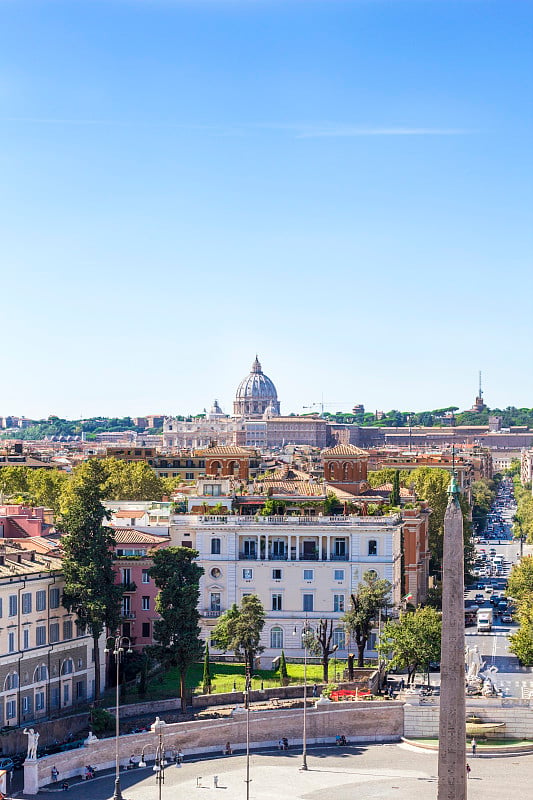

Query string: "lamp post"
[[151, 717, 167, 800], [244, 666, 251, 800], [293, 619, 310, 771], [104, 633, 132, 800]]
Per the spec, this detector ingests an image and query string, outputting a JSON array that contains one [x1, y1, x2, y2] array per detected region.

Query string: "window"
[[36, 590, 46, 612], [142, 596, 150, 611], [23, 629, 30, 650], [242, 568, 253, 580], [303, 594, 314, 612], [210, 593, 221, 613], [367, 632, 377, 651], [51, 687, 60, 709], [142, 622, 151, 638], [272, 593, 282, 611], [211, 538, 221, 555], [367, 569, 378, 579], [6, 699, 16, 720], [34, 664, 47, 682], [49, 623, 60, 643], [185, 472, 195, 480], [272, 569, 282, 580], [334, 569, 345, 581], [0, 598, 3, 617], [9, 595, 17, 617], [76, 680, 85, 699], [333, 594, 345, 613], [36, 626, 46, 646], [50, 588, 60, 609], [122, 568, 131, 584], [63, 620, 73, 640], [61, 659, 73, 675], [334, 538, 346, 558], [242, 539, 257, 559], [76, 621, 86, 637], [4, 673, 18, 691], [270, 627, 283, 649], [210, 567, 221, 579], [22, 696, 31, 715], [22, 593, 32, 614], [303, 569, 314, 581], [368, 540, 377, 556], [63, 684, 70, 705], [205, 484, 221, 497], [122, 596, 131, 616], [8, 632, 15, 653], [333, 628, 345, 649], [142, 569, 150, 584], [35, 691, 45, 711]]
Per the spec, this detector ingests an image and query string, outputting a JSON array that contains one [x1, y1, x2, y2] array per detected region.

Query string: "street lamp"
[[244, 667, 251, 800], [293, 619, 310, 771], [151, 717, 168, 800], [104, 633, 132, 800]]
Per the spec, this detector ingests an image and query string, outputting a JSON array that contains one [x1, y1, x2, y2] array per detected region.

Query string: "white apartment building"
[[169, 514, 402, 667]]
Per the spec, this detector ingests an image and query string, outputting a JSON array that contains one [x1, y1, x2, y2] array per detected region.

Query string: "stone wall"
[[404, 697, 533, 740], [0, 711, 90, 756], [26, 700, 404, 794]]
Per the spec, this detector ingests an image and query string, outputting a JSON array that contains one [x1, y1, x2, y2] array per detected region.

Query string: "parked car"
[[501, 612, 513, 623]]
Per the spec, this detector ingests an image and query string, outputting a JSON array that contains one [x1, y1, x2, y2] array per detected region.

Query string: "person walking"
[[471, 737, 477, 757], [466, 763, 471, 779], [51, 766, 59, 783]]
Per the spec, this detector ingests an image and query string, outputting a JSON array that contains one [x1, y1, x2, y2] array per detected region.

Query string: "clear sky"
[[2, 0, 532, 420]]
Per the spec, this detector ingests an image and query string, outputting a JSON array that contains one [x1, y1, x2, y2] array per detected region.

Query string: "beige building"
[[169, 513, 402, 667], [0, 543, 102, 728]]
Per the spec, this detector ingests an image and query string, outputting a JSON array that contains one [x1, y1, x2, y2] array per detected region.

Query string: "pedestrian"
[[466, 763, 471, 779], [51, 766, 59, 783], [312, 683, 318, 697], [471, 737, 477, 757], [282, 737, 289, 750], [224, 741, 232, 755], [278, 739, 283, 750], [62, 781, 69, 791], [400, 678, 405, 691], [177, 748, 183, 764], [213, 775, 219, 788]]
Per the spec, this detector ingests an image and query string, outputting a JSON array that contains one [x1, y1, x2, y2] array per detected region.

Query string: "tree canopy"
[[149, 546, 204, 712], [342, 571, 392, 667], [212, 595, 266, 675], [379, 605, 442, 684], [507, 556, 533, 666], [58, 459, 124, 701]]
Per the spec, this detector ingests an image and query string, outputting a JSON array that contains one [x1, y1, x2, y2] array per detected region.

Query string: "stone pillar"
[[437, 475, 467, 800], [23, 759, 39, 796]]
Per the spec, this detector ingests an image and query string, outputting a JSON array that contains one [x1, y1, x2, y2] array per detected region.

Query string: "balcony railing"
[[330, 553, 349, 561], [121, 611, 136, 620], [203, 610, 223, 618], [238, 553, 258, 560], [121, 582, 137, 592]]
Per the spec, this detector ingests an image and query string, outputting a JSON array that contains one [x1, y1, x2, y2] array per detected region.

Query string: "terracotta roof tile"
[[110, 527, 170, 544], [322, 444, 368, 457]]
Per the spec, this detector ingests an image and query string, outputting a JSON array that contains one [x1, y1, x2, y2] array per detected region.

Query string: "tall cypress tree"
[[202, 642, 212, 694], [149, 547, 204, 712], [59, 460, 123, 702], [391, 470, 401, 506]]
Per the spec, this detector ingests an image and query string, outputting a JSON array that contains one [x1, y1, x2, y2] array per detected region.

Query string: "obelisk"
[[437, 474, 466, 800]]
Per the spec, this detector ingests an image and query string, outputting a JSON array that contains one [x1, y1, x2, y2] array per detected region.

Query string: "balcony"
[[121, 612, 136, 620], [202, 610, 223, 618], [330, 553, 349, 561], [121, 582, 137, 592], [269, 553, 288, 561], [238, 553, 258, 560]]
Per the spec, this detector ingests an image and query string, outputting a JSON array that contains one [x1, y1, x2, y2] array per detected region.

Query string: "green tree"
[[149, 546, 204, 712], [279, 649, 288, 686], [342, 571, 392, 667], [212, 595, 266, 676], [27, 469, 69, 514], [379, 605, 442, 684], [102, 458, 164, 501], [58, 460, 124, 702], [202, 642, 212, 694], [0, 466, 30, 499]]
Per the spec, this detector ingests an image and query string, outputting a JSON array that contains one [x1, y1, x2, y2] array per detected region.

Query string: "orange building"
[[322, 443, 369, 494], [196, 444, 261, 481]]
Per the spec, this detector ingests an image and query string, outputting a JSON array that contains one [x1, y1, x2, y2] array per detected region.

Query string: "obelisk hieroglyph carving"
[[437, 474, 467, 800]]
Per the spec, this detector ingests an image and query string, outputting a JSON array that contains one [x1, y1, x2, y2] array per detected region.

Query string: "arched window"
[[211, 538, 221, 555], [33, 664, 48, 683], [4, 672, 18, 691], [61, 659, 74, 676], [270, 627, 283, 649], [368, 539, 377, 556], [329, 463, 335, 480], [367, 569, 378, 579], [343, 463, 350, 481]]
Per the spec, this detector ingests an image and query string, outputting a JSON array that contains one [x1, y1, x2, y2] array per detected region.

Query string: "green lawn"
[[118, 660, 351, 703]]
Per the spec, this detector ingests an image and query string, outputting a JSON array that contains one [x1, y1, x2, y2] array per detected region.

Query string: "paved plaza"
[[18, 743, 533, 800]]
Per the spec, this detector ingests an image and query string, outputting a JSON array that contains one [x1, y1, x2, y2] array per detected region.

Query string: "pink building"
[[0, 504, 53, 538], [110, 528, 171, 650]]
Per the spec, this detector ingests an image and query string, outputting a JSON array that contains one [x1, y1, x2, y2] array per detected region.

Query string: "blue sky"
[[2, 0, 532, 419]]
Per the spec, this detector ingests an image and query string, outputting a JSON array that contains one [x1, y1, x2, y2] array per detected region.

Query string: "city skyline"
[[2, 1, 532, 417]]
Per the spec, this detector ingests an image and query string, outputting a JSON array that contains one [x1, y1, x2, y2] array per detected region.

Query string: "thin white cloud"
[[2, 118, 469, 137]]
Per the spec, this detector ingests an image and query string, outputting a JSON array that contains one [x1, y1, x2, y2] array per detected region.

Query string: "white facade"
[[169, 515, 402, 667]]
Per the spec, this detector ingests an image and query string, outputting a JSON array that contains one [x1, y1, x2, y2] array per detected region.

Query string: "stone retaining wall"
[[404, 697, 533, 740], [25, 700, 404, 794]]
